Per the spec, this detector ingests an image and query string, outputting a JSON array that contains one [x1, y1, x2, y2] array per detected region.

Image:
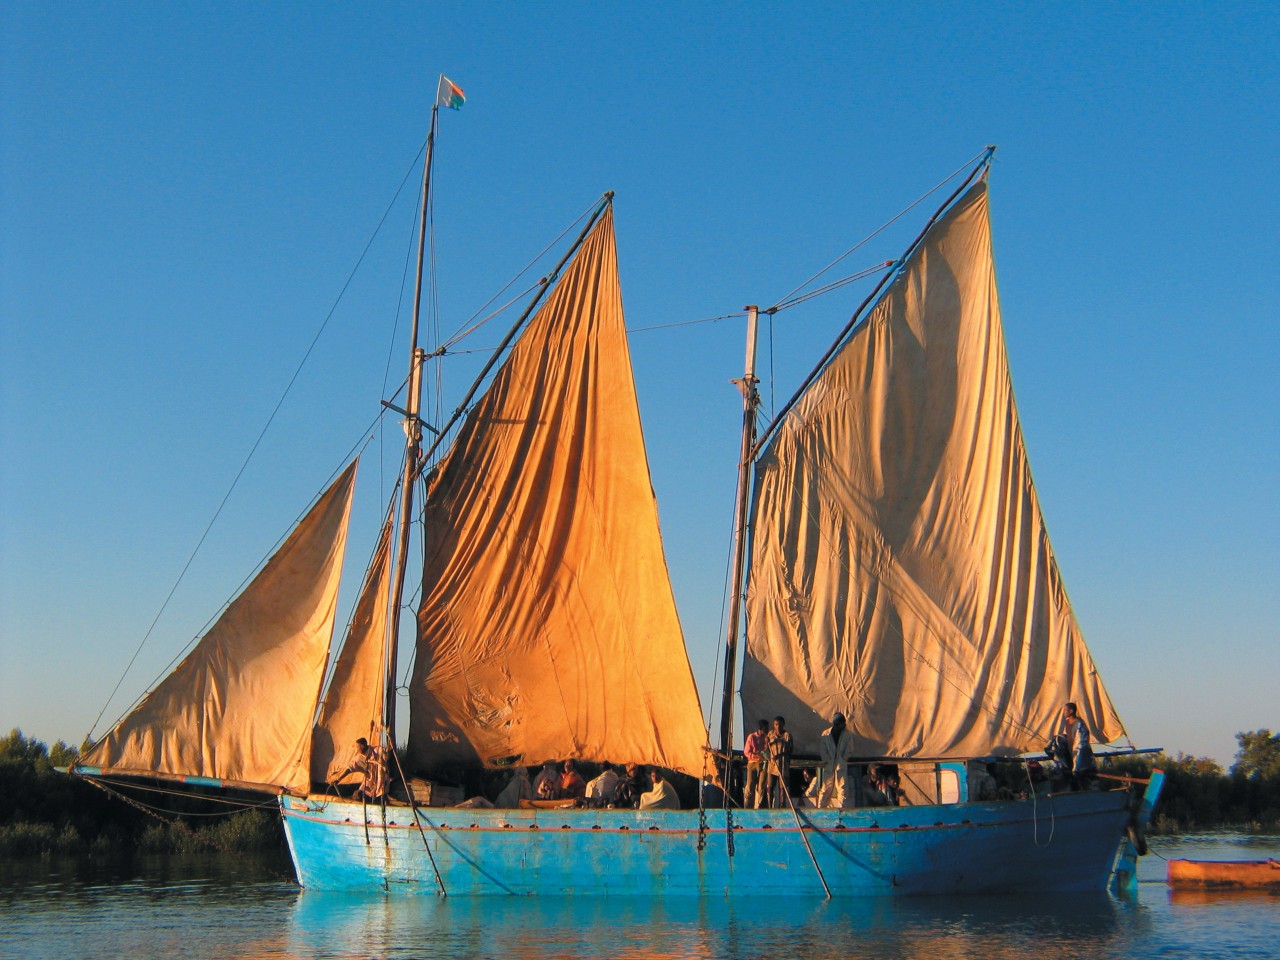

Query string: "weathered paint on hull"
[[280, 790, 1140, 896]]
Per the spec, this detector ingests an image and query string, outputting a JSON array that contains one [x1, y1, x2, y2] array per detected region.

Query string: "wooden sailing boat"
[[72, 104, 1163, 896]]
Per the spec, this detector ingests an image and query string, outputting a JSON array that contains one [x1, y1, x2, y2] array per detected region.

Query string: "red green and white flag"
[[437, 76, 465, 110]]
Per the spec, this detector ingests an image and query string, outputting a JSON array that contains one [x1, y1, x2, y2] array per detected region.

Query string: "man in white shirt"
[[817, 711, 855, 808]]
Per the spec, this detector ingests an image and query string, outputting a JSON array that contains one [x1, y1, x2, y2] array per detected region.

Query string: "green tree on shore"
[[1232, 729, 1280, 780]]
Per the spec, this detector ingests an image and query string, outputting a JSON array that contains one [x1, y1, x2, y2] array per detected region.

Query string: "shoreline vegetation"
[[3, 728, 1277, 857]]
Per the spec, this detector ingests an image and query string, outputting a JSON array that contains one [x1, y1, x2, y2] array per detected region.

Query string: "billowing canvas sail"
[[742, 182, 1125, 758], [310, 510, 393, 784], [407, 209, 708, 774], [81, 462, 358, 792]]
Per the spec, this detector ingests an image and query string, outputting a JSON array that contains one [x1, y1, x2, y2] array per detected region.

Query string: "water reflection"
[[283, 888, 1147, 960], [3, 838, 1277, 960]]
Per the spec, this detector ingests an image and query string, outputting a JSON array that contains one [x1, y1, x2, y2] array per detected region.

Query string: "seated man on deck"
[[638, 767, 680, 810], [967, 761, 1000, 801], [585, 762, 620, 807], [495, 766, 535, 807], [533, 761, 562, 800], [612, 762, 641, 808], [560, 759, 587, 801], [336, 738, 386, 801], [1053, 701, 1098, 790]]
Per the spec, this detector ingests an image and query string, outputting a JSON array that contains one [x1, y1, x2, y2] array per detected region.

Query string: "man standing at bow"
[[817, 711, 855, 808]]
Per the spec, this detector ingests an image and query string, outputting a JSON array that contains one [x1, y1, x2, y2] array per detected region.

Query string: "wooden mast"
[[717, 305, 761, 763], [383, 101, 438, 746]]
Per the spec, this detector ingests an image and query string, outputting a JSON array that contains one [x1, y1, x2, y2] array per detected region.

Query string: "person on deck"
[[743, 719, 769, 809], [534, 761, 562, 800], [1056, 701, 1097, 790], [967, 761, 999, 801], [765, 716, 793, 808], [495, 766, 535, 807], [585, 762, 620, 806], [340, 738, 386, 801], [862, 766, 890, 807], [817, 711, 855, 808], [700, 769, 726, 809], [613, 763, 641, 808], [560, 759, 587, 801], [638, 767, 680, 810]]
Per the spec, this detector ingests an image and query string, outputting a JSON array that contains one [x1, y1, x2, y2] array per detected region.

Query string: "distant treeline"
[[0, 729, 285, 856], [1107, 730, 1280, 834], [2, 727, 1277, 856]]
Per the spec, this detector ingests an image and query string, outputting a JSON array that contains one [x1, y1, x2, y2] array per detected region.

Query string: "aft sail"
[[309, 510, 394, 784], [741, 182, 1125, 758], [81, 461, 359, 793], [406, 208, 709, 775]]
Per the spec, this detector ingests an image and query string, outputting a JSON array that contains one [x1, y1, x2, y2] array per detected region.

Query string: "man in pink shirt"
[[743, 719, 769, 809]]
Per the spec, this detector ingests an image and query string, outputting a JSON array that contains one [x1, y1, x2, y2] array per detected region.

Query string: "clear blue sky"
[[3, 2, 1276, 768]]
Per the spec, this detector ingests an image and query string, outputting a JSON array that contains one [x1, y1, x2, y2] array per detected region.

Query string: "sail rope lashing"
[[432, 279, 549, 354], [382, 164, 430, 496], [437, 305, 748, 356], [91, 426, 382, 736], [628, 311, 746, 334], [1025, 763, 1057, 847], [76, 775, 297, 885], [87, 139, 431, 743], [768, 262, 897, 314], [384, 739, 448, 896], [433, 196, 604, 354], [750, 149, 996, 464], [416, 193, 615, 469], [765, 146, 995, 313], [778, 776, 831, 898], [89, 775, 280, 812]]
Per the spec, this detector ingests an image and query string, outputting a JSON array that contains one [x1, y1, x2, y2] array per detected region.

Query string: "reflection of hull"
[[1168, 859, 1280, 888], [281, 789, 1142, 896]]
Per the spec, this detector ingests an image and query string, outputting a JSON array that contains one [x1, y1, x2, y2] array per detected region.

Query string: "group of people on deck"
[[742, 716, 795, 809], [491, 760, 681, 810], [334, 701, 1097, 808]]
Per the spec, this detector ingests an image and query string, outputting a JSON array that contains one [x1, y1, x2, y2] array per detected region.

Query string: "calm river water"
[[2, 834, 1276, 959]]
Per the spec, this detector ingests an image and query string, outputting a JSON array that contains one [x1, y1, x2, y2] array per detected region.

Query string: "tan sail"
[[310, 509, 393, 785], [81, 461, 358, 793], [407, 208, 708, 774], [742, 182, 1125, 758]]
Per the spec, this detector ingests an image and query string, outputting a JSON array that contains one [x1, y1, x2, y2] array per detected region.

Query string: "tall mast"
[[383, 102, 438, 744], [717, 305, 761, 758]]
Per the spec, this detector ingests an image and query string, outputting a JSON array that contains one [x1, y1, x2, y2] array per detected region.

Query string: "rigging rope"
[[767, 147, 994, 311], [77, 774, 297, 884], [89, 140, 430, 743]]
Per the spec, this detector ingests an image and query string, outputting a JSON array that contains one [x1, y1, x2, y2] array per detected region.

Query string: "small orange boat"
[[1167, 859, 1280, 888]]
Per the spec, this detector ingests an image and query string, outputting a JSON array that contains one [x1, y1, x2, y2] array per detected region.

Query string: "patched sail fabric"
[[407, 209, 708, 774], [81, 462, 358, 792], [310, 510, 393, 784], [742, 182, 1125, 758]]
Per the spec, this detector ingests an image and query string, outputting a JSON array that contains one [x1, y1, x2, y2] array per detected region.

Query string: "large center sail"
[[741, 182, 1125, 759], [80, 461, 359, 793], [406, 208, 708, 775]]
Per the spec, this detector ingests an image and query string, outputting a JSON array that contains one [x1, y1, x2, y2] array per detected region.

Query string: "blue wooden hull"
[[280, 787, 1150, 896]]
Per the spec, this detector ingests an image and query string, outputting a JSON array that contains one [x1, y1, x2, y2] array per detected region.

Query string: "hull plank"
[[281, 791, 1135, 896]]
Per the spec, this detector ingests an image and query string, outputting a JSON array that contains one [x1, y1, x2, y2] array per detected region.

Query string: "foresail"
[[407, 209, 708, 775], [742, 182, 1125, 759], [81, 461, 358, 793], [310, 510, 393, 785]]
